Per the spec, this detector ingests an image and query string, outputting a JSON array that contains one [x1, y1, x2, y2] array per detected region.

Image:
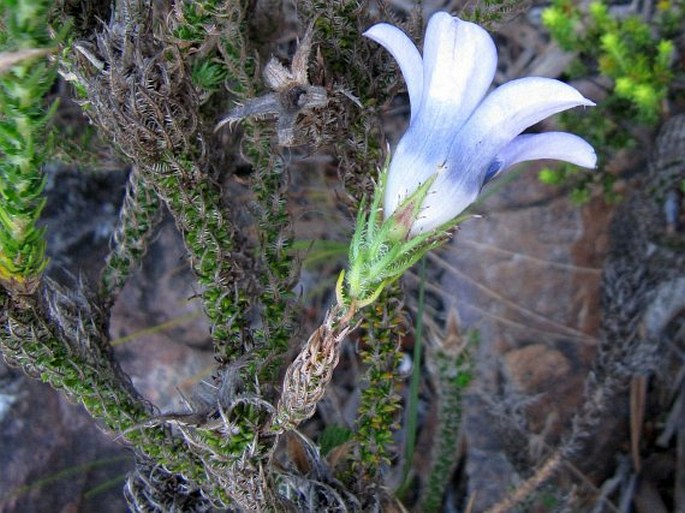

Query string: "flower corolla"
[[364, 13, 597, 235]]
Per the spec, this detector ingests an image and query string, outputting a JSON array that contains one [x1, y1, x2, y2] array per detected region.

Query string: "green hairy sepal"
[[338, 159, 448, 310]]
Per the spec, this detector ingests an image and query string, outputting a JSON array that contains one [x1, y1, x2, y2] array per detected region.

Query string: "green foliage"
[[1, 0, 52, 47], [540, 1, 582, 49], [191, 59, 228, 92], [100, 171, 161, 304], [542, 0, 681, 201], [657, 0, 685, 36], [591, 7, 673, 123], [319, 424, 353, 456], [156, 172, 252, 362], [0, 0, 562, 510], [171, 0, 225, 43], [177, 0, 298, 382], [247, 140, 298, 382], [166, 0, 297, 383], [299, 0, 389, 197], [0, 288, 212, 492], [0, 0, 56, 291]]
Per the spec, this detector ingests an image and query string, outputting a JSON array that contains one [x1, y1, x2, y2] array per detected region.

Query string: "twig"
[[484, 451, 563, 513]]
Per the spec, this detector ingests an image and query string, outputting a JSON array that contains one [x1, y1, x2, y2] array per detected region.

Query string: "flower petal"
[[382, 14, 498, 218], [448, 77, 595, 184], [409, 170, 480, 235], [419, 13, 497, 132], [383, 130, 439, 216], [364, 23, 423, 119], [484, 132, 597, 183]]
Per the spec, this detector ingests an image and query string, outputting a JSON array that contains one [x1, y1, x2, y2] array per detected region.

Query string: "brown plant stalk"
[[273, 303, 357, 433]]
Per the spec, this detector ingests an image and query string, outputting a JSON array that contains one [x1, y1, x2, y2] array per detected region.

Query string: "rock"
[[0, 360, 133, 513], [437, 166, 613, 510], [41, 165, 129, 285], [110, 217, 215, 412]]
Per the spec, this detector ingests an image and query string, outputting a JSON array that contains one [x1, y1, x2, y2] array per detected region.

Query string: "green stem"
[[401, 255, 426, 489], [353, 287, 404, 481]]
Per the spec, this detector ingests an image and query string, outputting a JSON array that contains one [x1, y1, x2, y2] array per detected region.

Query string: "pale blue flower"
[[364, 12, 597, 234]]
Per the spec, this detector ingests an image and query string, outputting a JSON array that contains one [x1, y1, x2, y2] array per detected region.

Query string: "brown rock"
[[436, 166, 614, 510], [0, 361, 132, 513], [502, 343, 571, 395], [110, 218, 215, 412]]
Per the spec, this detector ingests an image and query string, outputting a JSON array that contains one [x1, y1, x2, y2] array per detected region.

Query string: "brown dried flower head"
[[216, 23, 328, 146]]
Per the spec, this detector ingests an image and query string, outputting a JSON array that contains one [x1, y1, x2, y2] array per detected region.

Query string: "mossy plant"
[[0, 0, 56, 293], [354, 288, 405, 479], [0, 1, 652, 511]]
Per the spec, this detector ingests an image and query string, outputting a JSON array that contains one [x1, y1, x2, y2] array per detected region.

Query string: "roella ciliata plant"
[[1, 1, 682, 512]]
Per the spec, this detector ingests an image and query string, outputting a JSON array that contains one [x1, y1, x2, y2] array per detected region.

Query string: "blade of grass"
[[7, 455, 132, 500], [111, 311, 202, 347]]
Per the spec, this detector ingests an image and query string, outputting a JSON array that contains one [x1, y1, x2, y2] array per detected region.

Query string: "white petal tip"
[[493, 132, 598, 175], [568, 146, 598, 169], [565, 134, 598, 169], [362, 22, 424, 119], [362, 23, 393, 41], [584, 149, 598, 169]]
